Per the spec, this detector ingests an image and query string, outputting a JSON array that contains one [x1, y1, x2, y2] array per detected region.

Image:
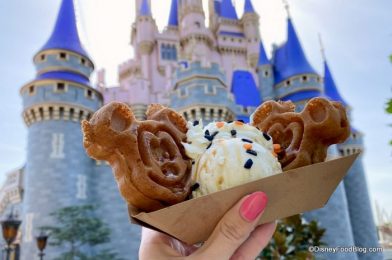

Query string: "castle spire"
[[258, 41, 269, 66], [140, 0, 151, 16], [244, 0, 255, 13], [324, 60, 348, 107], [221, 0, 238, 20], [39, 0, 90, 59], [168, 0, 178, 26], [273, 17, 317, 83]]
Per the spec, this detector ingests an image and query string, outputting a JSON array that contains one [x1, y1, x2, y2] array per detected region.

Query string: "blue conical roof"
[[244, 0, 255, 13], [324, 61, 348, 106], [39, 0, 90, 59], [168, 0, 178, 26], [258, 41, 269, 66], [221, 0, 238, 20], [140, 0, 151, 16], [273, 18, 317, 83]]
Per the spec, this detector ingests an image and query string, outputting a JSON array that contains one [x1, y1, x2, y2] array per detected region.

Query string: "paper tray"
[[129, 153, 359, 245]]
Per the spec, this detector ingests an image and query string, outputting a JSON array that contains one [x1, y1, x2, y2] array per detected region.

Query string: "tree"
[[259, 214, 326, 260], [41, 204, 122, 260]]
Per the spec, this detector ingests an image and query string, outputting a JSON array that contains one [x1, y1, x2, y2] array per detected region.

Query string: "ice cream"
[[183, 120, 282, 198]]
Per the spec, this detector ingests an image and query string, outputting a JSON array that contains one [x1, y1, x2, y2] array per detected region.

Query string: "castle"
[[0, 0, 382, 259]]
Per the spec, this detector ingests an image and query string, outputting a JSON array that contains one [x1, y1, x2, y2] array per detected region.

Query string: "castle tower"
[[19, 0, 102, 258], [256, 41, 274, 101], [325, 60, 382, 259], [170, 61, 236, 123], [178, 0, 214, 62], [241, 0, 261, 68], [272, 17, 323, 111], [271, 13, 357, 259]]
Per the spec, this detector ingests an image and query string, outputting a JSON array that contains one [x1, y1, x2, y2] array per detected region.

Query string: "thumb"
[[195, 192, 268, 259]]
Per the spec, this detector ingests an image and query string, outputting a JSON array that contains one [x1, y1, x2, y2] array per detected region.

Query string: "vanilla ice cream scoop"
[[182, 120, 282, 198]]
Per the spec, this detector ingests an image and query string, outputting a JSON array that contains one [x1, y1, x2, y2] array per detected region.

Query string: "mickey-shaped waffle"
[[82, 102, 192, 212], [251, 97, 350, 170]]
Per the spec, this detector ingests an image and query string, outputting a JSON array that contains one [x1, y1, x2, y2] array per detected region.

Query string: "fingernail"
[[240, 192, 268, 222]]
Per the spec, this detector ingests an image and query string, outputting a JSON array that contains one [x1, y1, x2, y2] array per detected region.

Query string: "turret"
[[168, 0, 179, 29], [322, 57, 382, 259], [19, 0, 102, 258], [178, 0, 213, 61], [256, 41, 274, 101], [170, 61, 236, 123], [241, 0, 260, 67], [272, 17, 322, 111]]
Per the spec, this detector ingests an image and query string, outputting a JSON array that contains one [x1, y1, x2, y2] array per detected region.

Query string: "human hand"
[[139, 191, 276, 259]]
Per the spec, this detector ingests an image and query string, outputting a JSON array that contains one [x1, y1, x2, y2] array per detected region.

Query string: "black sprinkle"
[[231, 130, 237, 136], [228, 121, 233, 123], [193, 120, 199, 126], [244, 159, 253, 169], [192, 161, 195, 165], [211, 131, 219, 138], [191, 183, 200, 191], [204, 135, 214, 141], [246, 150, 258, 156], [206, 143, 212, 150], [237, 119, 245, 123], [242, 138, 253, 143], [205, 129, 210, 136], [263, 132, 271, 141]]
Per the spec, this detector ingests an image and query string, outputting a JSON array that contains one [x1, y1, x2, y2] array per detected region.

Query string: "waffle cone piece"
[[251, 97, 350, 170], [82, 102, 192, 212]]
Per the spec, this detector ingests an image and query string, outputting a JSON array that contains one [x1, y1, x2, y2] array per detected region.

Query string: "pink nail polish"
[[240, 192, 268, 222]]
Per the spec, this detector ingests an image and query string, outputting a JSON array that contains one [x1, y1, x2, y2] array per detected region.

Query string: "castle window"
[[70, 108, 75, 120], [29, 85, 35, 95], [49, 107, 54, 118], [81, 58, 86, 65], [59, 52, 67, 60], [161, 44, 177, 61], [204, 85, 215, 95], [302, 76, 308, 82], [264, 71, 269, 77], [56, 83, 66, 92], [59, 107, 65, 118], [86, 89, 93, 99], [195, 22, 201, 28], [285, 80, 291, 86], [40, 54, 46, 61]]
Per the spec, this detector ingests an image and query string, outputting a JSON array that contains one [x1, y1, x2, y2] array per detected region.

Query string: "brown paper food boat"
[[129, 153, 359, 245]]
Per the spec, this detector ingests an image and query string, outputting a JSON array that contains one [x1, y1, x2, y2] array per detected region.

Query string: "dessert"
[[82, 102, 192, 212], [183, 121, 282, 198], [81, 97, 350, 212], [251, 97, 350, 170]]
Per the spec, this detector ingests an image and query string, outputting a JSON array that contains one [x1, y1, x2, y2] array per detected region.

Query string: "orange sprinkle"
[[216, 122, 225, 128], [243, 143, 253, 150], [273, 144, 282, 153], [235, 121, 244, 126]]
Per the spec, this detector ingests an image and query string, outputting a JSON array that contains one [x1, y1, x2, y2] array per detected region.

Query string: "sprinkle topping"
[[205, 129, 210, 136], [246, 150, 258, 156], [263, 132, 271, 141], [241, 138, 253, 143], [216, 122, 225, 128], [193, 120, 199, 126], [191, 183, 200, 191], [244, 159, 253, 169], [273, 144, 282, 153], [231, 130, 237, 137], [235, 121, 244, 126], [206, 143, 212, 150], [243, 143, 253, 150]]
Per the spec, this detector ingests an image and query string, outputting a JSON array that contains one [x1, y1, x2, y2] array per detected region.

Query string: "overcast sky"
[[0, 0, 391, 221]]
